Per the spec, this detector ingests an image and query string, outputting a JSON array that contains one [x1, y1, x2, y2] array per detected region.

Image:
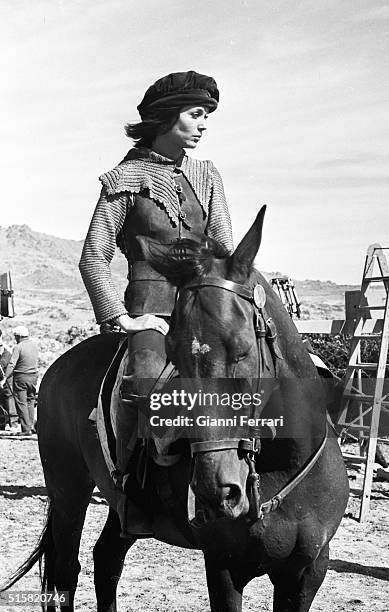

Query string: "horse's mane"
[[145, 235, 231, 287]]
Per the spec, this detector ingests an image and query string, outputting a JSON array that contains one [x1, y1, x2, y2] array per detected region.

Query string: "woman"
[[79, 70, 233, 536]]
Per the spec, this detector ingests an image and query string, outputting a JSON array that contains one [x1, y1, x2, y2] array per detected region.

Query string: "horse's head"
[[145, 205, 329, 530], [140, 207, 276, 524]]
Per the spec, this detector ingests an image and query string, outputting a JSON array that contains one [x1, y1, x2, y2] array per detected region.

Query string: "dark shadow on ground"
[[0, 485, 47, 499], [349, 486, 389, 500], [371, 490, 389, 500], [329, 559, 389, 581], [0, 485, 107, 505]]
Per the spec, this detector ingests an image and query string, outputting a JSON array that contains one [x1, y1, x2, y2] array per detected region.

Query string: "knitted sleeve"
[[79, 188, 130, 324], [206, 164, 234, 254]]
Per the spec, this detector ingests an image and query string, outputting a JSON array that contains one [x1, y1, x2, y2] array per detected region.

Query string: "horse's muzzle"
[[190, 476, 250, 527]]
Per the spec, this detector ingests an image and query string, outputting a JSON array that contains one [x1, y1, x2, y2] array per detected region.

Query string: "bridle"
[[179, 276, 276, 519], [177, 276, 327, 521]]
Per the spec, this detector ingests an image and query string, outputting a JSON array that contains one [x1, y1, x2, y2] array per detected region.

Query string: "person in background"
[[0, 333, 19, 432], [4, 326, 39, 436]]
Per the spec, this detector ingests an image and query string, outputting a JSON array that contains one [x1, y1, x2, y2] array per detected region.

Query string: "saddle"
[[89, 339, 181, 489], [88, 340, 197, 541]]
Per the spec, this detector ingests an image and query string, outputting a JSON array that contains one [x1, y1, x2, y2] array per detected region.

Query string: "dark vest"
[[119, 171, 207, 316]]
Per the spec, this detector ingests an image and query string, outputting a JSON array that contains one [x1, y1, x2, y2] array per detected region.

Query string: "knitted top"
[[5, 339, 39, 378], [79, 148, 234, 324]]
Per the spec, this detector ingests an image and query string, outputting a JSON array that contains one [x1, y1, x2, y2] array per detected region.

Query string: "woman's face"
[[164, 106, 209, 150]]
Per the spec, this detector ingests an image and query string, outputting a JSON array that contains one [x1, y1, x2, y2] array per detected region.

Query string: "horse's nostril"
[[224, 484, 241, 505]]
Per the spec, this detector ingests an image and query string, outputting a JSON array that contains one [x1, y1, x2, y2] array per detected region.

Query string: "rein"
[[180, 275, 327, 521]]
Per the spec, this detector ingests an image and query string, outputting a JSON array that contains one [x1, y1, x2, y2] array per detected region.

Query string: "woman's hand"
[[113, 313, 169, 335]]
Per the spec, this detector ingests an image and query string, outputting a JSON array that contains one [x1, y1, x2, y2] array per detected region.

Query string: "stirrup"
[[119, 386, 148, 404], [112, 469, 124, 490], [117, 493, 154, 539]]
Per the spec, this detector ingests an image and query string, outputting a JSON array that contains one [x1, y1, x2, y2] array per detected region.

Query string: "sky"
[[1, 0, 389, 283]]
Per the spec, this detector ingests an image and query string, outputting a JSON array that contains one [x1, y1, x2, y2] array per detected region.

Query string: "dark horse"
[[2, 207, 349, 611]]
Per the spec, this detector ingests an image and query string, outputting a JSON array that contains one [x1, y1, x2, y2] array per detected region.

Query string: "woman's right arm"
[[79, 189, 169, 335], [79, 188, 129, 325]]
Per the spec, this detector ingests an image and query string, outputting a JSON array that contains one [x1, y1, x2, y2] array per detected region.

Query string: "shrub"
[[303, 334, 383, 379]]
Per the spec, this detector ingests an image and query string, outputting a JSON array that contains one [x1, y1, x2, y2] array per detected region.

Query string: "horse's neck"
[[263, 357, 327, 472]]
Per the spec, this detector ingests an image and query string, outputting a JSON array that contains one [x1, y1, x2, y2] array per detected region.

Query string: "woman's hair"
[[125, 107, 180, 148]]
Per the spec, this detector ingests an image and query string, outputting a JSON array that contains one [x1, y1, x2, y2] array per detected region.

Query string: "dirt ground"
[[0, 437, 388, 612]]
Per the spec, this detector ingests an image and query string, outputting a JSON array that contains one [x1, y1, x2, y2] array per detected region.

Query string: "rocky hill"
[[0, 224, 127, 333], [0, 224, 127, 293]]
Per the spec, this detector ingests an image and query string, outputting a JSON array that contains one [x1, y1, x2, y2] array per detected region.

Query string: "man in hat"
[[4, 326, 39, 436]]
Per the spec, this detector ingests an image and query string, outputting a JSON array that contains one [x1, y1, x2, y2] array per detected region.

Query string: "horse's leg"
[[49, 488, 94, 611], [41, 439, 95, 611], [269, 544, 329, 612], [93, 508, 136, 612], [204, 554, 256, 612]]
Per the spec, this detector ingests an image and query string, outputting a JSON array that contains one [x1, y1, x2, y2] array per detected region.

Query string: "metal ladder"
[[338, 243, 389, 522]]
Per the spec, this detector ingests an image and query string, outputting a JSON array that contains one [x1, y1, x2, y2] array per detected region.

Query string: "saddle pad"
[[93, 339, 128, 479]]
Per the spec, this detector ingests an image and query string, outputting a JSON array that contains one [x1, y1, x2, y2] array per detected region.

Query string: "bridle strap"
[[184, 277, 254, 302], [191, 438, 260, 456], [190, 426, 328, 520], [258, 425, 328, 517]]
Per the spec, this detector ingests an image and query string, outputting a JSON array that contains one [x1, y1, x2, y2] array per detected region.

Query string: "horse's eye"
[[228, 340, 253, 363], [230, 351, 249, 364]]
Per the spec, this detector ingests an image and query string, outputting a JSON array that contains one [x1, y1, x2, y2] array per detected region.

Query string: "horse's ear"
[[135, 235, 175, 276], [136, 235, 195, 285], [136, 236, 179, 271], [136, 235, 171, 263], [229, 205, 266, 278]]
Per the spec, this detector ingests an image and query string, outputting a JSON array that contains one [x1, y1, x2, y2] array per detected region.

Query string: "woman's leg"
[[115, 326, 168, 537], [116, 328, 167, 473]]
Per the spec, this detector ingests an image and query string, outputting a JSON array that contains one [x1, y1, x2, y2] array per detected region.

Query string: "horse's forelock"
[[148, 236, 229, 287]]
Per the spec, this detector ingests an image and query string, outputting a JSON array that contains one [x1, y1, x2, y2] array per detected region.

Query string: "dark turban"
[[137, 70, 219, 119]]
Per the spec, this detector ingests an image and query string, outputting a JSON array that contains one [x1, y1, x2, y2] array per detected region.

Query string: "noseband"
[[179, 276, 327, 521]]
